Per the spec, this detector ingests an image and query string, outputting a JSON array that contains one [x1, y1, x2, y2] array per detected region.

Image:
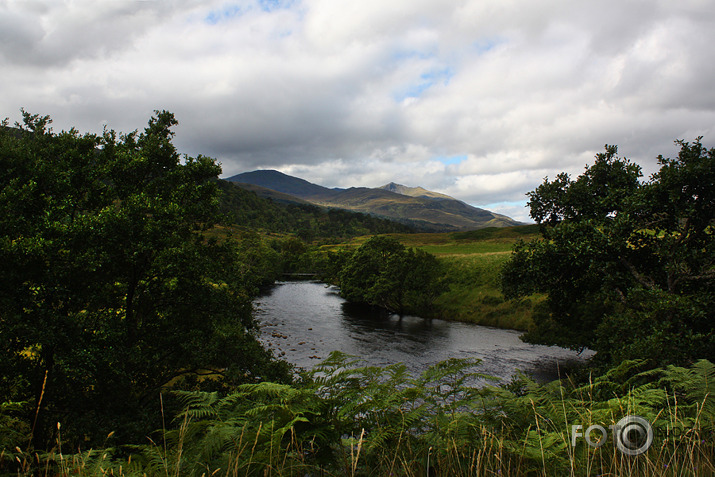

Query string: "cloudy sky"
[[2, 0, 714, 222]]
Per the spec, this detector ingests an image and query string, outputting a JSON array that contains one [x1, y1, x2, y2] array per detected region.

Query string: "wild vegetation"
[[0, 111, 291, 451], [502, 141, 714, 368], [5, 355, 714, 476], [318, 228, 542, 329], [1, 111, 712, 476], [320, 235, 446, 315]]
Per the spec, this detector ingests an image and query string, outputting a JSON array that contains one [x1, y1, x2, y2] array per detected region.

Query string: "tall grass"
[[433, 253, 540, 330], [6, 355, 712, 476]]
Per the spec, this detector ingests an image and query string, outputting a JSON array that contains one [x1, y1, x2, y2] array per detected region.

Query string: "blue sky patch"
[[259, 0, 296, 12], [205, 4, 246, 24], [395, 67, 454, 102], [434, 155, 467, 166], [204, 0, 295, 23]]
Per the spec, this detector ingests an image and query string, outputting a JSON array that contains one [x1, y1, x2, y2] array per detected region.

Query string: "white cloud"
[[2, 0, 714, 222]]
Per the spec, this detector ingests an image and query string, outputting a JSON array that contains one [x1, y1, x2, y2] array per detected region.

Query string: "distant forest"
[[216, 179, 416, 240]]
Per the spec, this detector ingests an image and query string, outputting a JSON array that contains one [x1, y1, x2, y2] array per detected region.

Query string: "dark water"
[[255, 280, 592, 383]]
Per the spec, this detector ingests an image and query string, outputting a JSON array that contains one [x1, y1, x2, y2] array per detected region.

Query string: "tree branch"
[[619, 257, 657, 290]]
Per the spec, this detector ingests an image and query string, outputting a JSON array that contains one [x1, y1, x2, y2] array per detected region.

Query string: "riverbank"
[[433, 253, 542, 330], [317, 225, 543, 331]]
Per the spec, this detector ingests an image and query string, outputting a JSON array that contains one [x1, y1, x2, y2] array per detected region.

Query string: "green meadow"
[[322, 225, 542, 330]]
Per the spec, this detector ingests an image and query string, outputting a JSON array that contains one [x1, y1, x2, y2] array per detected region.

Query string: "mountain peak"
[[377, 182, 454, 201], [226, 169, 336, 199], [381, 182, 404, 192]]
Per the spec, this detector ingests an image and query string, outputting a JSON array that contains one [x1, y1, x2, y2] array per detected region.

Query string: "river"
[[255, 280, 592, 383]]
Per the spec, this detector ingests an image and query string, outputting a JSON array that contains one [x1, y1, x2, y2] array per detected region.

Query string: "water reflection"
[[255, 281, 591, 382], [340, 302, 449, 344]]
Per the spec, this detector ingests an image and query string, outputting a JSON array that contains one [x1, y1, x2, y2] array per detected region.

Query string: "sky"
[[2, 0, 714, 222]]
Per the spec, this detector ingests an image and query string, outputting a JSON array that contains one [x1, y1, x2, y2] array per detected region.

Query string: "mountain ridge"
[[226, 170, 523, 231]]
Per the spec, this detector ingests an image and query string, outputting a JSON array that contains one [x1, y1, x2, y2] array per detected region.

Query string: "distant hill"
[[378, 182, 454, 200], [226, 170, 523, 231], [229, 170, 338, 200], [229, 182, 313, 205], [216, 179, 415, 238]]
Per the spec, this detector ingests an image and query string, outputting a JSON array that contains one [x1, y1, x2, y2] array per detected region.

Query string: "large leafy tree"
[[0, 111, 289, 449], [502, 140, 714, 366], [338, 236, 444, 315]]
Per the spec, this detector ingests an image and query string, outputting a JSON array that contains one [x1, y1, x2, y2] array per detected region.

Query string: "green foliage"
[[0, 111, 290, 450], [0, 401, 30, 455], [335, 236, 446, 315], [140, 352, 497, 476], [526, 144, 642, 226], [17, 356, 712, 476], [319, 230, 542, 329], [502, 140, 714, 366], [476, 359, 715, 475], [151, 383, 323, 476], [232, 230, 284, 292]]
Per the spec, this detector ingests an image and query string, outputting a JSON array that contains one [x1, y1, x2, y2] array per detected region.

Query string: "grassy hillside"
[[410, 226, 543, 330], [388, 225, 539, 254], [216, 179, 415, 239], [313, 187, 523, 231], [321, 225, 542, 330]]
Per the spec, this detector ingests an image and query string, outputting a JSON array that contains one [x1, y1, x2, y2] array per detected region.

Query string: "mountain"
[[231, 182, 313, 205], [226, 170, 523, 231], [378, 182, 454, 200], [229, 170, 338, 200], [216, 179, 415, 238]]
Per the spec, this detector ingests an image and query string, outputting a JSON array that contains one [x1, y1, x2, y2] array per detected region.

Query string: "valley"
[[2, 113, 711, 477]]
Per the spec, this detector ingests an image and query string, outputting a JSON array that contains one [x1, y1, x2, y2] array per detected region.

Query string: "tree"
[[502, 140, 714, 367], [0, 111, 289, 449], [338, 236, 445, 315]]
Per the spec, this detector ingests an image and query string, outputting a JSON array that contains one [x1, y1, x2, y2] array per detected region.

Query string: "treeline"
[[502, 140, 714, 369], [217, 179, 416, 241], [0, 111, 293, 454]]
